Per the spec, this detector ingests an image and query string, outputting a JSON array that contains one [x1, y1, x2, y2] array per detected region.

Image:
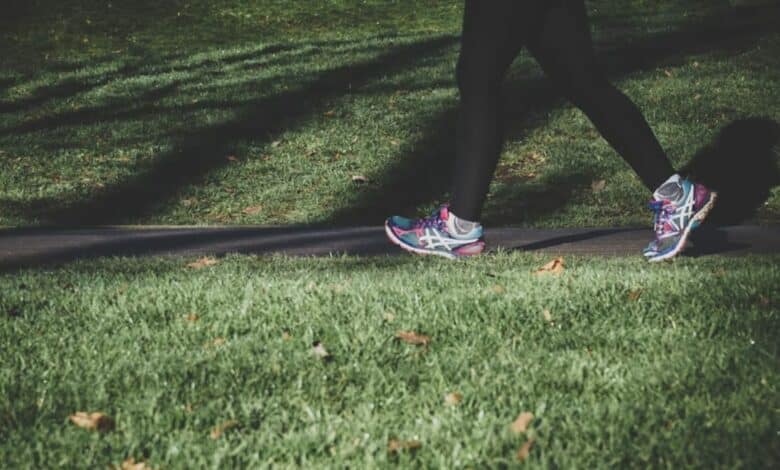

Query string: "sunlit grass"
[[1, 253, 778, 467], [1, 1, 778, 227]]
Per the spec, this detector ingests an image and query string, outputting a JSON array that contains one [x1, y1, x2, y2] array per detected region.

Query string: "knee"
[[456, 56, 503, 100], [558, 70, 613, 108]]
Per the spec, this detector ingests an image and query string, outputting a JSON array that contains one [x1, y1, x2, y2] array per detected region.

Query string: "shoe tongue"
[[439, 205, 449, 221]]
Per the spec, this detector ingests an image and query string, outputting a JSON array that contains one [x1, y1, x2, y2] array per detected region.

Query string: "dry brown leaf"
[[511, 412, 534, 434], [312, 341, 331, 359], [184, 313, 199, 322], [69, 412, 114, 432], [210, 419, 239, 439], [242, 205, 263, 216], [351, 175, 369, 184], [204, 337, 226, 349], [225, 155, 238, 162], [534, 258, 565, 275], [591, 179, 607, 192], [120, 457, 153, 470], [517, 438, 535, 462], [187, 257, 218, 269], [444, 392, 463, 406], [628, 289, 643, 301], [395, 330, 431, 346], [388, 439, 422, 454], [490, 284, 506, 294]]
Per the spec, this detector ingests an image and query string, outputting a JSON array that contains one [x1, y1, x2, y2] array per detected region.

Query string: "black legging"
[[450, 0, 675, 221]]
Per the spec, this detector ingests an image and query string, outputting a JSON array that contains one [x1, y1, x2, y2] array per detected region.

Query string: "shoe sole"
[[384, 221, 480, 260], [648, 191, 718, 263]]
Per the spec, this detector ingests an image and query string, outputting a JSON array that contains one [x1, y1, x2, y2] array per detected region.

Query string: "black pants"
[[450, 0, 675, 221]]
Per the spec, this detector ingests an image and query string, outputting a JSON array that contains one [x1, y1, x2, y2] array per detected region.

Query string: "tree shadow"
[[325, 6, 780, 226], [1, 35, 458, 225], [3, 6, 779, 228], [682, 117, 780, 225]]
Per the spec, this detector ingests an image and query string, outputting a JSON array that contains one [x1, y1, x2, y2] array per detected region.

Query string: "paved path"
[[1, 225, 778, 270]]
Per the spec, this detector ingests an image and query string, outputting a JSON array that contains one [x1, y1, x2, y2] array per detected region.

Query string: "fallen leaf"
[[323, 110, 336, 117], [490, 284, 506, 294], [210, 419, 239, 439], [591, 179, 607, 192], [184, 313, 199, 322], [534, 258, 565, 275], [663, 69, 673, 77], [511, 412, 534, 434], [187, 257, 218, 269], [395, 330, 431, 346], [444, 392, 463, 406], [351, 175, 369, 184], [388, 439, 422, 454], [312, 341, 331, 360], [119, 457, 153, 470], [225, 155, 238, 162], [282, 331, 292, 341], [543, 309, 554, 325], [628, 289, 643, 301], [383, 312, 396, 322], [202, 337, 227, 349], [69, 412, 114, 432], [516, 438, 535, 462], [242, 205, 263, 216]]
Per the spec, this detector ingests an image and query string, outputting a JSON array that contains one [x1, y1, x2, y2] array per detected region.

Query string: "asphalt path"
[[0, 225, 778, 271]]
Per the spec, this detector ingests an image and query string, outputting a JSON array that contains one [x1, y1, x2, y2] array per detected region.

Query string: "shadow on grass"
[[0, 35, 459, 225], [324, 7, 780, 226], [682, 117, 780, 225], [1, 6, 778, 228]]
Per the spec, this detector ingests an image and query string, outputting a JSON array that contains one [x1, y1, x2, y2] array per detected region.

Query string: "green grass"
[[1, 0, 778, 227], [1, 253, 778, 467], [1, 3, 779, 467]]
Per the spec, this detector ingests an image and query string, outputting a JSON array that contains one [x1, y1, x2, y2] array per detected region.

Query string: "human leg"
[[526, 0, 675, 191]]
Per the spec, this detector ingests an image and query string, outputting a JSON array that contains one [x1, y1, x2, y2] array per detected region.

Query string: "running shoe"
[[645, 175, 717, 262], [385, 205, 485, 259]]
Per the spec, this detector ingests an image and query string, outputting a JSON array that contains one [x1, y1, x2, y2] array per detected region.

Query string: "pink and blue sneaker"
[[644, 175, 717, 262], [385, 205, 485, 259]]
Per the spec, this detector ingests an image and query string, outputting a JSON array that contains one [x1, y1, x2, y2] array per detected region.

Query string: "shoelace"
[[414, 208, 446, 231], [648, 200, 677, 239]]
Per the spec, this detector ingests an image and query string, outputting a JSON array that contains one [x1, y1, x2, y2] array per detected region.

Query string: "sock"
[[446, 211, 480, 237], [653, 174, 685, 203]]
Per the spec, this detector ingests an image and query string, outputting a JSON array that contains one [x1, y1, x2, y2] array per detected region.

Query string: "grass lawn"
[[1, 0, 778, 227], [2, 253, 779, 468], [1, 1, 779, 468]]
